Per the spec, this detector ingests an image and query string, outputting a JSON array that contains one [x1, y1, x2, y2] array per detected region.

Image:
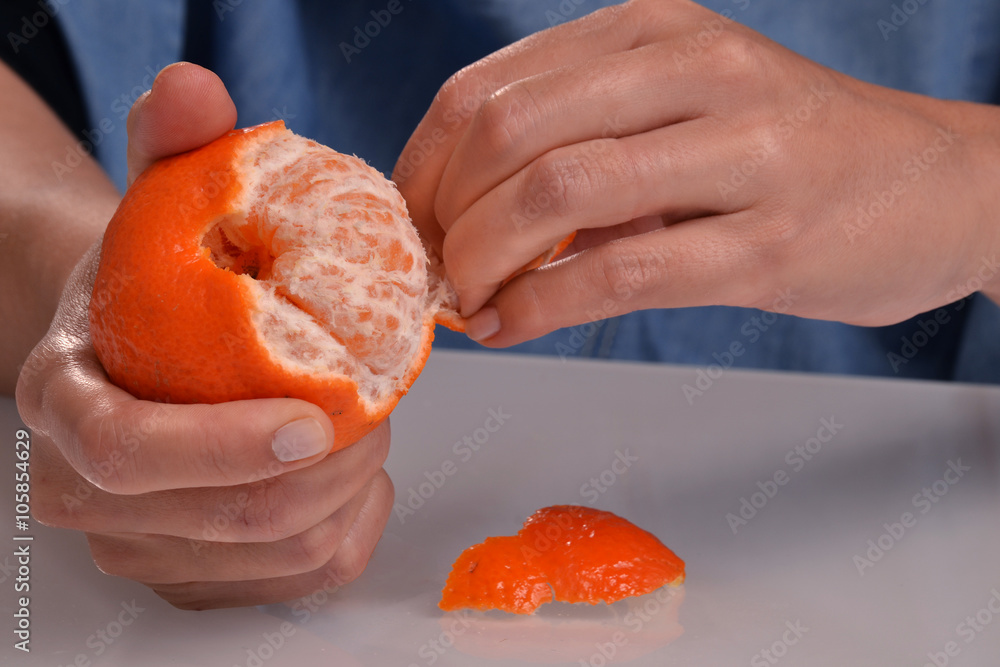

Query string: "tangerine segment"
[[440, 506, 684, 614]]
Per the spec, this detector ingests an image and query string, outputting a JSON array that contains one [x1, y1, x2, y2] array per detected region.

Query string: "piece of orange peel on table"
[[440, 505, 685, 614]]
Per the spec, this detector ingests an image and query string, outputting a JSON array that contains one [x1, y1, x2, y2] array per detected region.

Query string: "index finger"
[[393, 2, 645, 251]]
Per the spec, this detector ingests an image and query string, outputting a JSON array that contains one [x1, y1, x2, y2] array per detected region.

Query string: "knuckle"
[[733, 123, 788, 186], [29, 446, 89, 529], [287, 525, 339, 574], [75, 415, 140, 494], [13, 347, 50, 430], [86, 535, 135, 579], [476, 83, 541, 160], [434, 66, 497, 130], [524, 152, 596, 219], [593, 245, 668, 303], [749, 123, 787, 166], [518, 272, 548, 329], [329, 475, 392, 585], [196, 428, 241, 482], [434, 71, 466, 113], [706, 33, 764, 82], [441, 233, 473, 293], [750, 209, 802, 267], [31, 484, 74, 529], [238, 478, 300, 541], [331, 545, 370, 586]]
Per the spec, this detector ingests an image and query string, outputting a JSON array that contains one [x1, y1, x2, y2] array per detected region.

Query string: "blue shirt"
[[54, 0, 1000, 384]]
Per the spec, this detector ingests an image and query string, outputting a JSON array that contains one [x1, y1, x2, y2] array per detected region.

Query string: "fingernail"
[[272, 418, 330, 462], [466, 306, 501, 342]]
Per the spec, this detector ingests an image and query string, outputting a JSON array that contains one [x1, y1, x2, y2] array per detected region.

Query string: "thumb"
[[126, 62, 237, 187]]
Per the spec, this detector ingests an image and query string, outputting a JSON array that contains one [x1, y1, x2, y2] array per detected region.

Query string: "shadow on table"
[[440, 585, 684, 664]]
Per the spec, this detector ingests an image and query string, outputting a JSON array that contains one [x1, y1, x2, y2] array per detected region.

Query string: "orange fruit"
[[440, 505, 685, 614], [88, 120, 463, 450]]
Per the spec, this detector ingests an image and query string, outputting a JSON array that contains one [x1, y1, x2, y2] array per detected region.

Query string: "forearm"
[[0, 61, 120, 393]]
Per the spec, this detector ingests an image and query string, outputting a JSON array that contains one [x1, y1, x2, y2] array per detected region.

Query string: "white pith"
[[201, 129, 451, 410]]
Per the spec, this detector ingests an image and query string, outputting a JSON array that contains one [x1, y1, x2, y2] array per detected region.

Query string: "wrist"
[[1, 187, 117, 391], [955, 102, 1000, 306], [914, 94, 1000, 307]]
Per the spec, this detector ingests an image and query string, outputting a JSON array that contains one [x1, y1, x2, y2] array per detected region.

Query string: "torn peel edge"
[[423, 231, 577, 332]]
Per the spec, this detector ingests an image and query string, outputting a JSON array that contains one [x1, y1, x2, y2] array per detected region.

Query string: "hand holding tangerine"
[[89, 119, 462, 451], [15, 63, 394, 609]]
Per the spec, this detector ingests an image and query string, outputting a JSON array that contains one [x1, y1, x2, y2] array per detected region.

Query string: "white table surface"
[[2, 349, 1000, 666]]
